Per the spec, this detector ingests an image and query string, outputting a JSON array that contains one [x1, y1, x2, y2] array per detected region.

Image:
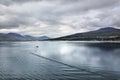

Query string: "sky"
[[0, 0, 120, 37]]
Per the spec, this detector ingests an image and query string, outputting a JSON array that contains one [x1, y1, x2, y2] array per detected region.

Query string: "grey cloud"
[[0, 0, 120, 37], [82, 10, 120, 29], [0, 0, 42, 6], [0, 15, 37, 29]]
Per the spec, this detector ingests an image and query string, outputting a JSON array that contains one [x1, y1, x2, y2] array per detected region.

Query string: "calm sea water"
[[0, 41, 120, 80]]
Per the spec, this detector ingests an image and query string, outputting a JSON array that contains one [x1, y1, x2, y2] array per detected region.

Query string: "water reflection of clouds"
[[34, 42, 102, 69], [59, 45, 101, 68], [25, 42, 120, 72], [60, 44, 74, 55], [13, 42, 120, 71]]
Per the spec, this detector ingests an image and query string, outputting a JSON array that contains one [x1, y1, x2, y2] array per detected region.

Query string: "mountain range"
[[0, 33, 49, 41], [51, 27, 120, 41], [0, 27, 120, 41]]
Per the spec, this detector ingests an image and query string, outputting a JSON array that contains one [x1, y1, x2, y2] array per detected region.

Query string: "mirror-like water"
[[0, 41, 120, 80]]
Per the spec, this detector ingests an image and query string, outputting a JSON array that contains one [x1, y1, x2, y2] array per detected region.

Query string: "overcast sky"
[[0, 0, 120, 37]]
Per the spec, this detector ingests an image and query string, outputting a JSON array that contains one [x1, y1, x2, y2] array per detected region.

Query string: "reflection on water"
[[33, 42, 120, 72], [0, 41, 120, 79]]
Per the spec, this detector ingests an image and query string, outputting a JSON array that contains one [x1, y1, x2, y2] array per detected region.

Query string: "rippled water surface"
[[0, 41, 120, 80]]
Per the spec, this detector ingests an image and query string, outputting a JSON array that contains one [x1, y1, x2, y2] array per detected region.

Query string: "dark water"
[[0, 41, 120, 80]]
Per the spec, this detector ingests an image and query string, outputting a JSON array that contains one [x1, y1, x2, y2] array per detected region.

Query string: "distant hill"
[[37, 36, 49, 40], [0, 33, 50, 41], [51, 27, 120, 41]]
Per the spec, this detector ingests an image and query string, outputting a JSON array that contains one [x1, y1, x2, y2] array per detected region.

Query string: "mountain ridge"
[[0, 33, 50, 41], [0, 27, 120, 41], [51, 27, 120, 41]]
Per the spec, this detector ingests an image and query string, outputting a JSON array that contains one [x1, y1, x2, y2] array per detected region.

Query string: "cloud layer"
[[0, 0, 120, 37]]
